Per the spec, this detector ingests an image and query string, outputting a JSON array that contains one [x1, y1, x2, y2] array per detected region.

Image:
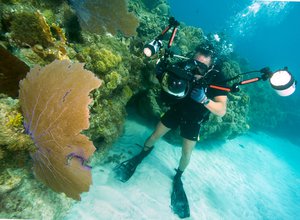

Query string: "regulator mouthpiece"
[[143, 40, 162, 57], [270, 69, 296, 96]]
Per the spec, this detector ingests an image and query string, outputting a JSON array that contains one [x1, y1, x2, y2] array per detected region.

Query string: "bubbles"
[[242, 2, 261, 17], [228, 0, 292, 37], [213, 34, 221, 42], [206, 33, 234, 57]]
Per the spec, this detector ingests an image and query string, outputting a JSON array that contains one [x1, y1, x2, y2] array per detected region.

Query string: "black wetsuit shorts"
[[161, 107, 202, 141]]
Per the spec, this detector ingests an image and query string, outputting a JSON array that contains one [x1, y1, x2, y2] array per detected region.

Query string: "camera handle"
[[155, 17, 180, 48]]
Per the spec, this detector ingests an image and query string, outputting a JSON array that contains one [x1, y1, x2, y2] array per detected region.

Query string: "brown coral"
[[72, 0, 139, 37], [11, 10, 54, 47], [10, 9, 69, 62], [19, 60, 102, 200]]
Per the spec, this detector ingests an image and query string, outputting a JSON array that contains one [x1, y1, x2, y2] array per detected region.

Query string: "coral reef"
[[1, 0, 250, 149], [246, 83, 286, 130], [153, 3, 170, 16], [0, 3, 69, 66], [72, 33, 145, 144], [174, 25, 206, 55], [85, 47, 123, 75], [140, 0, 167, 10], [10, 10, 54, 47], [19, 60, 102, 200], [3, 0, 144, 147], [0, 168, 23, 195], [0, 0, 273, 217], [69, 0, 139, 37], [0, 95, 35, 163], [220, 60, 242, 85], [0, 167, 74, 220], [201, 92, 250, 140]]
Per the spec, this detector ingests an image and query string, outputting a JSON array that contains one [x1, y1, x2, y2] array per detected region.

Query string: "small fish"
[[239, 144, 245, 148]]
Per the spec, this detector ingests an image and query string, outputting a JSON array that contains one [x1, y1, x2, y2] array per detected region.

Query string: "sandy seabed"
[[65, 119, 300, 220]]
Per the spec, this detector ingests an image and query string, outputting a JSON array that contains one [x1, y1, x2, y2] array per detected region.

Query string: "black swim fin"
[[114, 145, 154, 182], [171, 177, 190, 218], [114, 156, 141, 182]]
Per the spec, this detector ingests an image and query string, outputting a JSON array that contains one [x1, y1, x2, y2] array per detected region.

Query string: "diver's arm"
[[204, 95, 227, 117]]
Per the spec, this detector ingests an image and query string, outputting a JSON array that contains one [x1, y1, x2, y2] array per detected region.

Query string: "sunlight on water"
[[259, 0, 300, 2], [242, 2, 261, 17], [229, 0, 291, 37]]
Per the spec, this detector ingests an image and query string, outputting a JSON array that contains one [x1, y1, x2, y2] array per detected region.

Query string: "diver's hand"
[[190, 87, 207, 104]]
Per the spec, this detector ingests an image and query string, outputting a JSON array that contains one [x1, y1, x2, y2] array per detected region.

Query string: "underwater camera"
[[160, 59, 211, 98], [160, 63, 297, 98], [143, 17, 297, 97]]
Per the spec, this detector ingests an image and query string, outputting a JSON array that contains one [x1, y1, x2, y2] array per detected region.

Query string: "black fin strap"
[[174, 168, 184, 180], [135, 145, 154, 163]]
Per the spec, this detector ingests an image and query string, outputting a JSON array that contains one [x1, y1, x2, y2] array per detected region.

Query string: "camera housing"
[[159, 59, 212, 98]]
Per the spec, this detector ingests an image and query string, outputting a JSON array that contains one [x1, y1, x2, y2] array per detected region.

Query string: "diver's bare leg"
[[144, 121, 171, 149], [178, 138, 196, 172], [171, 137, 195, 218]]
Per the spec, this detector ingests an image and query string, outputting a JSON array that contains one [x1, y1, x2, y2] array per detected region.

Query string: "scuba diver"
[[114, 14, 297, 219], [115, 41, 229, 218]]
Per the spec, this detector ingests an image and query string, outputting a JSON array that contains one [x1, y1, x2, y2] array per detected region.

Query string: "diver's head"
[[193, 43, 216, 67]]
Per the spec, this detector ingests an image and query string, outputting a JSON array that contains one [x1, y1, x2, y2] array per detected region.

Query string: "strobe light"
[[143, 40, 162, 57], [270, 69, 296, 96]]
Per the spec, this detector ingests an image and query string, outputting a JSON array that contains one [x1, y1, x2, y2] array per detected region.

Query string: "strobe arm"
[[207, 67, 273, 93], [208, 77, 262, 93], [155, 17, 180, 46]]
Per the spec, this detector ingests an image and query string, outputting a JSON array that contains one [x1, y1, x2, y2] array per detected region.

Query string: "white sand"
[[65, 119, 300, 220]]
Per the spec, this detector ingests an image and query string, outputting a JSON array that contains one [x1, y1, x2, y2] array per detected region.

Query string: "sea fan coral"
[[69, 0, 139, 36], [19, 60, 101, 200]]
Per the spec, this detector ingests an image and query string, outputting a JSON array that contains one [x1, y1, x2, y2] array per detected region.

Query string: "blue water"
[[168, 0, 300, 76], [169, 0, 300, 140]]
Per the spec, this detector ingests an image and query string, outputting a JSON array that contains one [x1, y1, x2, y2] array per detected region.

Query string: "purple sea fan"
[[19, 60, 102, 200]]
